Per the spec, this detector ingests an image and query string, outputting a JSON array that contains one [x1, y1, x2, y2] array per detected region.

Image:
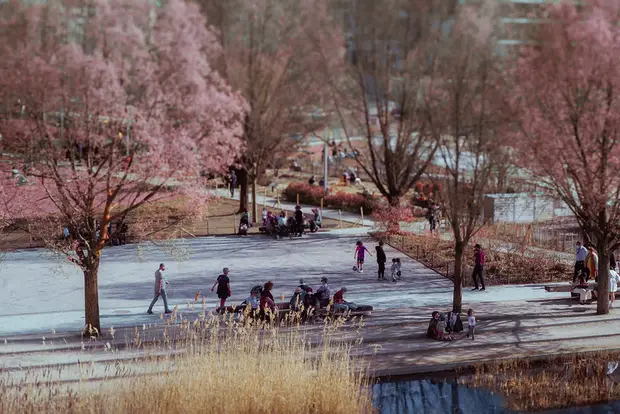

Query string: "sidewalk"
[[4, 298, 620, 385]]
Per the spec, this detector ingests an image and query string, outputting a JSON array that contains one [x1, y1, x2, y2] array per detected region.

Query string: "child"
[[354, 240, 372, 273], [467, 309, 476, 340], [390, 258, 401, 282]]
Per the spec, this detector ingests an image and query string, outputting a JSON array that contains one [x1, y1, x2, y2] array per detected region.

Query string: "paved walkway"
[[3, 297, 620, 387], [215, 187, 575, 264], [0, 234, 565, 337]]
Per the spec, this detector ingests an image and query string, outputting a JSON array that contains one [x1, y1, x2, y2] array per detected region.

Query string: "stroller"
[[307, 208, 322, 233]]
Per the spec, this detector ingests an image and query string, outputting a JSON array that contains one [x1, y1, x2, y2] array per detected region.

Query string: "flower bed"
[[378, 232, 569, 285], [282, 182, 376, 214]]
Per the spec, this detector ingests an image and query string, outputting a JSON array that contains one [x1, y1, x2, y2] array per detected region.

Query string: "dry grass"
[[0, 313, 373, 414], [462, 352, 620, 411], [381, 232, 568, 285]]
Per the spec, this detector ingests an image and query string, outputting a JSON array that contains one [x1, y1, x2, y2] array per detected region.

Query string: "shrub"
[[282, 182, 376, 214], [324, 192, 376, 214], [282, 182, 326, 206]]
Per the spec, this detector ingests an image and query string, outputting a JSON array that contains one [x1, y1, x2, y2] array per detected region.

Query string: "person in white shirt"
[[574, 241, 588, 283], [466, 308, 476, 340], [610, 266, 620, 308]]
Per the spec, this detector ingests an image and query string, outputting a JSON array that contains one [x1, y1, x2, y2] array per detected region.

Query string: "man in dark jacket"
[[294, 205, 304, 237], [376, 241, 387, 280]]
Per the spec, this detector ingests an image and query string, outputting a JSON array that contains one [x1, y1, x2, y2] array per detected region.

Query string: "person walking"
[[376, 241, 387, 280], [147, 263, 172, 315], [354, 240, 372, 273], [229, 171, 237, 198], [574, 241, 588, 283], [211, 267, 232, 310], [472, 244, 486, 291]]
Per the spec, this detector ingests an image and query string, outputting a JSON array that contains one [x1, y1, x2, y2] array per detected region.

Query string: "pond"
[[372, 378, 620, 414], [372, 379, 513, 414]]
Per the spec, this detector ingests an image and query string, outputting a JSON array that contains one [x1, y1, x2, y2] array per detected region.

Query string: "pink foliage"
[[0, 0, 246, 229], [282, 182, 376, 214], [511, 0, 620, 228]]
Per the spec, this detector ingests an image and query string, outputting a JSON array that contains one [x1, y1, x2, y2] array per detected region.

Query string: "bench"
[[220, 301, 373, 318]]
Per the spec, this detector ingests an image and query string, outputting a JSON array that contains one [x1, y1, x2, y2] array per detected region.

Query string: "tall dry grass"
[[462, 352, 620, 411], [0, 313, 373, 414]]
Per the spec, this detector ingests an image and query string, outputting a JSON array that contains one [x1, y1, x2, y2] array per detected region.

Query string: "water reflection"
[[372, 379, 512, 414]]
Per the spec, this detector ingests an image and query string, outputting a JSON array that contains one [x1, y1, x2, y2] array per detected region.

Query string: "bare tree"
[[320, 0, 459, 207], [427, 2, 506, 312], [198, 0, 336, 218]]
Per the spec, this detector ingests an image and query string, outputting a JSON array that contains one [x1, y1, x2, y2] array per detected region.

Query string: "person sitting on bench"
[[332, 287, 358, 311], [316, 277, 331, 308], [260, 281, 277, 320], [289, 287, 304, 312]]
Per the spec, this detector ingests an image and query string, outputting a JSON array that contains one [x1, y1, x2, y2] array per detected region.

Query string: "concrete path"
[[3, 297, 620, 387], [0, 234, 567, 337]]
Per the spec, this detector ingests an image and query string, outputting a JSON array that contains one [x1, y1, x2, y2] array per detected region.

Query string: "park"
[[3, 0, 620, 413]]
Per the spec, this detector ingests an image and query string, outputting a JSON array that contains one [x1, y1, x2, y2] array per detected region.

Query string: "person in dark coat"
[[376, 241, 387, 280], [211, 267, 231, 310], [294, 205, 304, 237]]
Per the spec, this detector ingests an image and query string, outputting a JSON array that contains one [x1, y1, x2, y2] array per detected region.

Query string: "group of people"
[[427, 309, 477, 341], [239, 276, 358, 323], [354, 240, 402, 282], [260, 205, 322, 238], [146, 264, 358, 322], [573, 241, 620, 306]]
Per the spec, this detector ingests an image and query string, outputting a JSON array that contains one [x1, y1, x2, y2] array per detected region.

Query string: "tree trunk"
[[597, 248, 610, 315], [453, 242, 464, 313], [251, 175, 258, 225], [238, 168, 248, 213], [388, 195, 400, 207], [83, 256, 101, 336], [387, 195, 401, 233]]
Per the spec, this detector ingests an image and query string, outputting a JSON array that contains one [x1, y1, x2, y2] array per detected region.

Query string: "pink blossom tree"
[[0, 0, 246, 334], [512, 0, 620, 314]]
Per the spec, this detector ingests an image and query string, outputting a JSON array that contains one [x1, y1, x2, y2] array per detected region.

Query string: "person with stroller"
[[239, 208, 250, 236], [310, 208, 322, 232]]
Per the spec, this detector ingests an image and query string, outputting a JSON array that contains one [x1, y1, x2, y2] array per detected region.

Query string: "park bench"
[[220, 301, 373, 318]]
